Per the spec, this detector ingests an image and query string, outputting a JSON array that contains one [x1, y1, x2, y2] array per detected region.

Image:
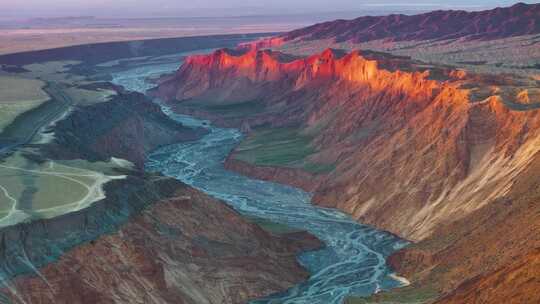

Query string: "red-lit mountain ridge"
[[155, 46, 540, 303]]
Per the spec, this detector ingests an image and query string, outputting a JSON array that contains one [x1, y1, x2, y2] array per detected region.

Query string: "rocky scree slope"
[[156, 47, 540, 241]]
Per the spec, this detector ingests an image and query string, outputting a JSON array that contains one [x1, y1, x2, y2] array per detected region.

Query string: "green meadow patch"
[[233, 126, 334, 174]]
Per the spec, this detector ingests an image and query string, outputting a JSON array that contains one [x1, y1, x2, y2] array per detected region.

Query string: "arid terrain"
[[0, 34, 326, 303], [155, 3, 540, 303], [0, 13, 368, 56], [0, 2, 539, 304]]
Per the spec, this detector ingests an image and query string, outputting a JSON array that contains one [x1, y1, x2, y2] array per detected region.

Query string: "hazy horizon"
[[0, 0, 536, 19]]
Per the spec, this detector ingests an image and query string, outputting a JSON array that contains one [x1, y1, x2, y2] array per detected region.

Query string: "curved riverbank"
[[144, 107, 408, 304], [224, 157, 324, 193], [0, 43, 319, 303], [107, 49, 410, 303]]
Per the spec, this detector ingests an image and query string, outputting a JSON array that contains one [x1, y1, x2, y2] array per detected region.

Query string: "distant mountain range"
[[282, 2, 540, 42]]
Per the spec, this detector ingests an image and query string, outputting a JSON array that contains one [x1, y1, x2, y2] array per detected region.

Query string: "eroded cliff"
[[156, 47, 540, 240], [156, 47, 540, 301]]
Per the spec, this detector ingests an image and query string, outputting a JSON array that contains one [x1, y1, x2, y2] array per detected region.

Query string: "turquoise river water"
[[111, 49, 408, 304]]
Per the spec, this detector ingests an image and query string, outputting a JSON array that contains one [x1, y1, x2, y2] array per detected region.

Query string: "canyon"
[[0, 94, 321, 303], [156, 46, 540, 238], [0, 3, 538, 304], [155, 5, 540, 301], [247, 3, 540, 78], [0, 39, 323, 303]]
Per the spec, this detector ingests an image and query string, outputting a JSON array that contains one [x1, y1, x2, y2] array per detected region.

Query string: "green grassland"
[[0, 60, 116, 144], [0, 59, 127, 228], [0, 75, 50, 132], [234, 127, 314, 166], [181, 99, 337, 175], [233, 126, 335, 174], [345, 286, 438, 304], [181, 99, 267, 119], [0, 86, 69, 143]]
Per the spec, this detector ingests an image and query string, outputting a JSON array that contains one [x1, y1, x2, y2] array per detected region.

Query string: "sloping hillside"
[[281, 2, 540, 42], [156, 45, 540, 302]]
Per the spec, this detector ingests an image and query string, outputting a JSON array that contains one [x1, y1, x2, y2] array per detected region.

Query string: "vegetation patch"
[[0, 76, 50, 131], [0, 151, 128, 226], [233, 126, 333, 174], [302, 162, 336, 174], [183, 99, 267, 118], [345, 286, 439, 304], [0, 85, 70, 143], [233, 127, 315, 167]]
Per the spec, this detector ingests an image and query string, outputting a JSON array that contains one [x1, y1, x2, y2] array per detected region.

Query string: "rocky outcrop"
[[3, 182, 320, 304], [156, 47, 302, 104], [43, 91, 207, 168]]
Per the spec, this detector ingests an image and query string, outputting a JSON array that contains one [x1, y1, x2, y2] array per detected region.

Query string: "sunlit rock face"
[[152, 6, 540, 301], [0, 89, 321, 304], [156, 47, 540, 242], [157, 48, 440, 106]]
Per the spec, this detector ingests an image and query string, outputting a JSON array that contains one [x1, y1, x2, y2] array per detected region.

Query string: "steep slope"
[[156, 47, 540, 240], [434, 249, 540, 304], [4, 184, 320, 304], [0, 88, 321, 304], [156, 47, 540, 301], [279, 2, 540, 43], [386, 147, 540, 302]]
